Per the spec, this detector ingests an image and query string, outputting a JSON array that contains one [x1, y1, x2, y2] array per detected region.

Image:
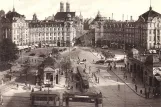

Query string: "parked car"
[[102, 45, 108, 49], [95, 60, 105, 64], [29, 53, 35, 56], [79, 61, 84, 64]]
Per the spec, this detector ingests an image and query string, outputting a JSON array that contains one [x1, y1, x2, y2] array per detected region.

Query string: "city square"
[[0, 0, 161, 107]]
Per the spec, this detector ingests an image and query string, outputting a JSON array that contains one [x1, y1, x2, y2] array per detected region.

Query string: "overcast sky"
[[0, 0, 161, 20]]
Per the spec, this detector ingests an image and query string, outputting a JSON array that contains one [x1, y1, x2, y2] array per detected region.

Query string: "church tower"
[[66, 2, 70, 12], [60, 2, 64, 12]]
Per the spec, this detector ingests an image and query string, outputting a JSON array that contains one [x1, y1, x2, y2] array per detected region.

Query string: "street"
[[0, 46, 161, 107], [63, 47, 161, 107]]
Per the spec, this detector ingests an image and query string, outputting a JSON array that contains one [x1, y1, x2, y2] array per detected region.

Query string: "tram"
[[62, 91, 103, 107], [76, 66, 89, 92], [30, 91, 60, 107]]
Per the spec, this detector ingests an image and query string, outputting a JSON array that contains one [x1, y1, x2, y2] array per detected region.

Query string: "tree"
[[96, 39, 102, 47], [66, 40, 70, 47], [52, 48, 59, 55], [0, 38, 18, 62], [60, 57, 71, 74], [101, 50, 115, 59]]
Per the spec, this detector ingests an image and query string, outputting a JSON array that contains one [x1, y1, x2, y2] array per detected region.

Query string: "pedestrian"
[[149, 87, 151, 93], [10, 75, 12, 81], [95, 77, 97, 83], [147, 92, 149, 98], [118, 84, 120, 91], [125, 75, 127, 80], [145, 88, 147, 98], [17, 84, 19, 89], [110, 66, 112, 70], [31, 88, 34, 92], [140, 90, 142, 94], [135, 84, 137, 92], [83, 69, 86, 73], [0, 93, 3, 106], [97, 77, 99, 83], [123, 73, 125, 79]]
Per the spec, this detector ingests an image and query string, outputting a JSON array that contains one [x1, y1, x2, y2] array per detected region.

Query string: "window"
[[46, 73, 52, 80], [149, 30, 151, 34], [157, 23, 159, 27], [157, 30, 160, 35], [149, 36, 151, 41]]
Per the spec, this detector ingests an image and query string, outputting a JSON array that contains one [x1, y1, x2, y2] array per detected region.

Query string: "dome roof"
[[67, 13, 71, 18], [131, 48, 139, 55], [97, 11, 102, 17], [139, 7, 161, 22]]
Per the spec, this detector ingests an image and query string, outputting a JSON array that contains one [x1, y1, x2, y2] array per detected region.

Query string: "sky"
[[0, 0, 161, 20]]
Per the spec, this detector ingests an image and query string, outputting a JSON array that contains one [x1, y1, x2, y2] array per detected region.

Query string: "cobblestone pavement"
[[67, 47, 161, 107]]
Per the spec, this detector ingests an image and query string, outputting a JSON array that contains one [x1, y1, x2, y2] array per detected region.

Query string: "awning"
[[44, 67, 55, 72], [155, 76, 161, 81], [17, 46, 23, 50], [149, 50, 156, 54], [35, 44, 38, 47]]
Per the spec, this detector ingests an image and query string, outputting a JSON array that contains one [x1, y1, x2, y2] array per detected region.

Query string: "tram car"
[[30, 91, 60, 107], [62, 91, 103, 107], [76, 66, 89, 91]]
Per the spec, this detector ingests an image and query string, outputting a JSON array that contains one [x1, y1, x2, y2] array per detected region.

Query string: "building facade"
[[90, 7, 161, 50], [0, 2, 84, 48], [1, 8, 29, 46]]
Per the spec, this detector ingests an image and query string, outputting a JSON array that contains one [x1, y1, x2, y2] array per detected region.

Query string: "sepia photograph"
[[0, 0, 161, 107]]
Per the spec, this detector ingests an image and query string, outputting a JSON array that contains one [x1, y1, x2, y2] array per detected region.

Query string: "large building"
[[79, 6, 161, 51], [0, 2, 83, 49], [0, 8, 29, 47]]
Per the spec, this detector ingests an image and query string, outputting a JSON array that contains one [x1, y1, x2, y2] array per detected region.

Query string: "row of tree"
[[0, 38, 18, 63], [101, 50, 115, 59]]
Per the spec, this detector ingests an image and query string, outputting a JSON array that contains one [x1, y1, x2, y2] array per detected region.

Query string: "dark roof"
[[2, 11, 24, 22], [54, 12, 75, 20], [28, 21, 64, 27], [139, 7, 161, 22], [43, 56, 56, 66]]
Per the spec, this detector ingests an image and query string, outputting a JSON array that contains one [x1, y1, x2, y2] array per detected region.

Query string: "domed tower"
[[97, 11, 102, 18], [60, 2, 64, 12], [79, 12, 83, 21], [0, 10, 5, 17], [66, 2, 70, 12], [32, 13, 38, 21], [67, 13, 72, 21]]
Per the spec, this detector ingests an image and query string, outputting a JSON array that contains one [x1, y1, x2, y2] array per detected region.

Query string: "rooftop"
[[54, 12, 75, 21], [139, 7, 161, 22]]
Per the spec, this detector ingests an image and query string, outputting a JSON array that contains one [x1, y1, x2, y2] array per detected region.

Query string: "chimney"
[[112, 13, 113, 20], [122, 14, 124, 21], [130, 16, 133, 21]]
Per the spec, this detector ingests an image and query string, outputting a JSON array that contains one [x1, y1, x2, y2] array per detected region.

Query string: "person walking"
[[0, 93, 3, 106], [118, 84, 120, 91], [125, 75, 127, 80], [149, 87, 151, 93], [135, 84, 137, 92], [95, 77, 97, 83], [17, 84, 19, 89], [110, 65, 112, 70]]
